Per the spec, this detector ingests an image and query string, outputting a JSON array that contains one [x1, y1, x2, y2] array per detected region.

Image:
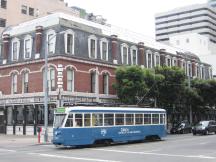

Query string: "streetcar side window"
[[135, 114, 143, 125], [104, 114, 114, 126], [84, 114, 91, 127], [92, 114, 103, 126], [125, 114, 134, 125], [160, 114, 165, 124], [115, 114, 124, 125], [65, 113, 73, 127], [144, 114, 151, 124], [75, 114, 83, 127], [152, 114, 159, 124]]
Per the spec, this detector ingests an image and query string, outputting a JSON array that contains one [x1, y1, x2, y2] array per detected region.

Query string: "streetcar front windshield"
[[54, 114, 66, 128]]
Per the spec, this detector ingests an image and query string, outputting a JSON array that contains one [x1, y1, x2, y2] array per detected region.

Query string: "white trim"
[[64, 65, 78, 71], [46, 29, 56, 54], [23, 35, 33, 59], [11, 38, 20, 61], [64, 29, 75, 55], [100, 38, 108, 61], [154, 52, 160, 67], [130, 46, 138, 65], [88, 35, 97, 59], [20, 68, 30, 74], [100, 70, 112, 76], [121, 43, 129, 65], [40, 63, 57, 72], [146, 50, 153, 68]]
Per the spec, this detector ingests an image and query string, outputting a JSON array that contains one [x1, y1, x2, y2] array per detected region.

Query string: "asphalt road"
[[0, 133, 216, 162]]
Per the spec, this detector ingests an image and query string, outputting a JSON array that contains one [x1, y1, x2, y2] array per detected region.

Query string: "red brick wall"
[[0, 58, 117, 95]]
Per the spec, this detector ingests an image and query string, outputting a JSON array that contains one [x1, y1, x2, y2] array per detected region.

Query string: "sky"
[[64, 0, 207, 39]]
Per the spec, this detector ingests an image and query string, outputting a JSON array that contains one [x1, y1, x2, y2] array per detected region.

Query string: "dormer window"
[[130, 46, 137, 65], [88, 35, 97, 59], [24, 35, 32, 59], [46, 29, 56, 54], [64, 29, 75, 55], [121, 43, 128, 65], [146, 50, 153, 68], [100, 38, 108, 61], [11, 38, 20, 61], [165, 56, 172, 67], [154, 52, 160, 66]]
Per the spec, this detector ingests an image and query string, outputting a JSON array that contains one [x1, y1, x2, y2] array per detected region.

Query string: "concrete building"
[[0, 13, 212, 136], [169, 33, 216, 75], [0, 0, 80, 33], [155, 0, 216, 44]]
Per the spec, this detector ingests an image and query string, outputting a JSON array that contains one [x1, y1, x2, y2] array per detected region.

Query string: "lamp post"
[[44, 31, 65, 143]]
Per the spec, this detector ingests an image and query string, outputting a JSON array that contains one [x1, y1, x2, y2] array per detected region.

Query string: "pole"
[[188, 74, 193, 124], [44, 40, 49, 143]]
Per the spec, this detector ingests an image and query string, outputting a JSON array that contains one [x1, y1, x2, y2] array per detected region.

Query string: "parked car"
[[192, 120, 216, 135], [170, 120, 192, 134]]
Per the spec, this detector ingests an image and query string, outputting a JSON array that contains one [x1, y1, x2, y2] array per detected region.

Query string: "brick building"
[[0, 13, 212, 136]]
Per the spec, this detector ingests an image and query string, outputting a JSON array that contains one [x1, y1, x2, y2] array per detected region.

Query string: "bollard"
[[37, 127, 42, 143]]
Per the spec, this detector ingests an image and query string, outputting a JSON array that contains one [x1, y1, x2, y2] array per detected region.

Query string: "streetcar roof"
[[55, 106, 166, 113]]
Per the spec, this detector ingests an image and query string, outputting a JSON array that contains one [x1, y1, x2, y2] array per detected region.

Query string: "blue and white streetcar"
[[52, 106, 166, 146]]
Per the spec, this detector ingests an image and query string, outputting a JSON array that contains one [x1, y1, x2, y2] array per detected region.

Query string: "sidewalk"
[[0, 134, 52, 146]]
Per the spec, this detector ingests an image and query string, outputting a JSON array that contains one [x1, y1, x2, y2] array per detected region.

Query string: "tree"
[[155, 66, 186, 108], [113, 66, 148, 104]]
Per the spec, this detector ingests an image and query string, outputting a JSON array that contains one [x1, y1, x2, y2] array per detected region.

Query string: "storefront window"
[[26, 106, 34, 125], [15, 106, 24, 125], [37, 106, 44, 125]]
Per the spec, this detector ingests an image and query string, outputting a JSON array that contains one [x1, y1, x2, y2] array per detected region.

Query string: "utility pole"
[[188, 73, 193, 124]]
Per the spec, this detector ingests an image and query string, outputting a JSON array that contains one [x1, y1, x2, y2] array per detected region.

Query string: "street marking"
[[38, 153, 122, 162], [0, 149, 17, 152], [92, 148, 216, 159]]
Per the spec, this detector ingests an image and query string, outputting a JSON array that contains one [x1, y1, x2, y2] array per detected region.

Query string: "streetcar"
[[52, 106, 166, 146]]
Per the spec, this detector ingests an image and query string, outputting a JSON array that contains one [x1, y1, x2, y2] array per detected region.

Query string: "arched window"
[[46, 29, 56, 54], [11, 38, 20, 61], [154, 52, 160, 67], [100, 38, 108, 61], [88, 35, 97, 59], [24, 35, 33, 59], [11, 73, 18, 94], [64, 29, 75, 55], [90, 71, 96, 93], [165, 55, 172, 67], [103, 73, 109, 94], [43, 67, 55, 91], [130, 46, 137, 65], [146, 50, 153, 68], [67, 69, 74, 92], [22, 72, 29, 93], [121, 43, 128, 65]]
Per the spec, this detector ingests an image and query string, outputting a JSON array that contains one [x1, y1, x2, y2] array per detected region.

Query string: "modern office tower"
[[155, 0, 216, 44]]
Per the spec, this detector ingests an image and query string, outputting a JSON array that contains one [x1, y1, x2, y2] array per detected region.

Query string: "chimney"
[[138, 42, 145, 68], [2, 34, 10, 64], [111, 35, 118, 64], [35, 26, 43, 59]]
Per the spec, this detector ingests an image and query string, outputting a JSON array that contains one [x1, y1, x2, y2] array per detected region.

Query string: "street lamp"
[[44, 31, 65, 143]]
